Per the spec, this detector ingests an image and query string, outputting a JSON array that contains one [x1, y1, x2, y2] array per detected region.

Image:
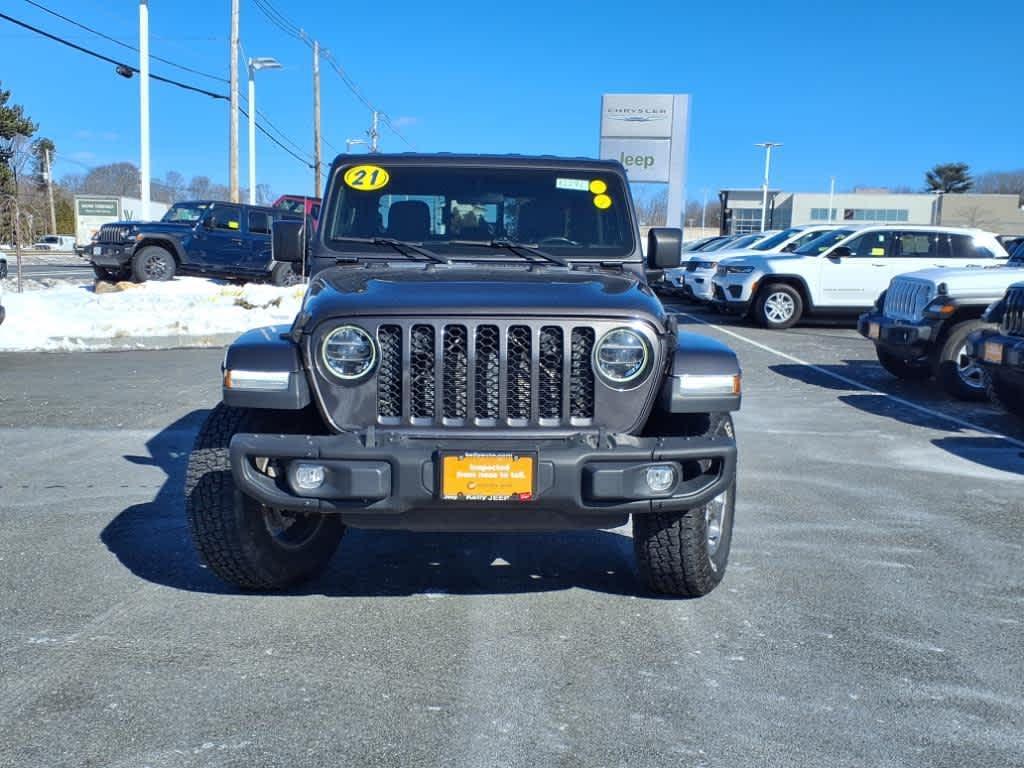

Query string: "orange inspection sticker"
[[593, 194, 612, 209], [441, 453, 536, 502]]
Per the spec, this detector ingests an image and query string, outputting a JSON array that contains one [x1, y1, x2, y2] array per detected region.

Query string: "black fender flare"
[[222, 325, 311, 410], [132, 234, 189, 265], [658, 331, 742, 413]]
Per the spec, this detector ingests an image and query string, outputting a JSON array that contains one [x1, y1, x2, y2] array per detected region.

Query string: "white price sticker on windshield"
[[556, 178, 590, 192]]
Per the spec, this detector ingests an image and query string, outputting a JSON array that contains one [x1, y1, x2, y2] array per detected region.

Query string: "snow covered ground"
[[0, 277, 304, 352]]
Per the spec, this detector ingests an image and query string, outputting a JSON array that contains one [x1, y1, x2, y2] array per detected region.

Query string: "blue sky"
[[1, 0, 1020, 201]]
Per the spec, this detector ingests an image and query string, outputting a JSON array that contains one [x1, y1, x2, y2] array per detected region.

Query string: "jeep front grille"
[[884, 279, 933, 321], [97, 225, 132, 244], [372, 321, 597, 426], [1001, 287, 1024, 337]]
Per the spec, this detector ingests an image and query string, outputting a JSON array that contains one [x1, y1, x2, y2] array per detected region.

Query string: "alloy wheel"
[[764, 292, 795, 324]]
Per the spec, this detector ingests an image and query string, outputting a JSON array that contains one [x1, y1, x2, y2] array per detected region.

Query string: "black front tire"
[[185, 404, 345, 590], [932, 320, 990, 401], [270, 261, 303, 286], [754, 283, 803, 329], [876, 346, 932, 381], [131, 245, 177, 282], [92, 264, 117, 281], [987, 370, 1024, 419], [633, 413, 736, 598]]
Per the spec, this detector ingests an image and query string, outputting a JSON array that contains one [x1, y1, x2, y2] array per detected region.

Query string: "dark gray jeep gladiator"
[[185, 154, 742, 597]]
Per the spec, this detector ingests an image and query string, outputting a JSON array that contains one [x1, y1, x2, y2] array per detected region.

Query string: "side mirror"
[[647, 227, 682, 269], [272, 219, 306, 263], [829, 245, 853, 260]]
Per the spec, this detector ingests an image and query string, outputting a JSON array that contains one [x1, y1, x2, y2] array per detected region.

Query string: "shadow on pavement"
[[931, 436, 1024, 476], [100, 409, 646, 598]]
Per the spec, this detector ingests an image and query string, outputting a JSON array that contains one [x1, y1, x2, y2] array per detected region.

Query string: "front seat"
[[386, 200, 431, 241]]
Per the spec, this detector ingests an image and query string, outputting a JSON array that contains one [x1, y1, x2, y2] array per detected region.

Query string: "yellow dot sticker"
[[593, 194, 612, 210], [589, 179, 607, 194], [343, 164, 390, 191]]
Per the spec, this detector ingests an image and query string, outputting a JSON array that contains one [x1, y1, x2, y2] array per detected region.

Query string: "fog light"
[[294, 463, 326, 490], [644, 464, 676, 493]]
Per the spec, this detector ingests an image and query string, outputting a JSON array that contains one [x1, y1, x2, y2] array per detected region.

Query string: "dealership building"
[[719, 190, 1024, 236]]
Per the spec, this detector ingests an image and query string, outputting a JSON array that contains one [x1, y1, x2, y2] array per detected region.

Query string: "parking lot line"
[[681, 313, 1024, 450]]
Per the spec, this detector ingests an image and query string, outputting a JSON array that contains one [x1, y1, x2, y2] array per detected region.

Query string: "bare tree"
[[975, 169, 1024, 201]]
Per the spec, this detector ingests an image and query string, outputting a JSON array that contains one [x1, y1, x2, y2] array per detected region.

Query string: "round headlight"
[[595, 328, 650, 386], [322, 325, 376, 380]]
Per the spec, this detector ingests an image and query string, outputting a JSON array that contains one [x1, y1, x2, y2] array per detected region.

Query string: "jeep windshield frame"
[[162, 202, 211, 224], [321, 163, 638, 263]]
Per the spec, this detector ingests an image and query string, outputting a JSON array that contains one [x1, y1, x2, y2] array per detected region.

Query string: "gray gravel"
[[1, 311, 1022, 768]]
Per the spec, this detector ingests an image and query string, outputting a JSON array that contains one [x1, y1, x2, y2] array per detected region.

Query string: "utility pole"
[[139, 0, 151, 220], [828, 176, 835, 222], [369, 111, 379, 153], [229, 0, 240, 202], [312, 40, 322, 196], [755, 142, 782, 232], [44, 147, 57, 234]]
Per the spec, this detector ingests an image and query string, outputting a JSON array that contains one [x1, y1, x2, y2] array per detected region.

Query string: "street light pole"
[[247, 57, 282, 205], [755, 142, 782, 232], [139, 0, 151, 221], [229, 0, 240, 202]]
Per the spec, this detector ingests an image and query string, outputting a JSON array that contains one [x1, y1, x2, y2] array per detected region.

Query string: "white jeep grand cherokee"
[[711, 225, 1007, 329]]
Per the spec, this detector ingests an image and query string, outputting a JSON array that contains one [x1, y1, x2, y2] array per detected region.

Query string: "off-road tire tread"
[[875, 347, 931, 381], [986, 369, 1024, 419], [184, 404, 343, 589], [633, 414, 735, 598], [132, 245, 176, 283]]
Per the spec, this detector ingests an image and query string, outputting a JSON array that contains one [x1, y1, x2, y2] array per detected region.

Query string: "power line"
[[21, 0, 228, 84], [249, 0, 415, 150], [0, 10, 314, 169]]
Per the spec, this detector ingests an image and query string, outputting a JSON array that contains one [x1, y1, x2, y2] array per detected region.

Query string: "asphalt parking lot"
[[1, 304, 1022, 768]]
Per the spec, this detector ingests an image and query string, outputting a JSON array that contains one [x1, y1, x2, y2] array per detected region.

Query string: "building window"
[[810, 208, 838, 221], [732, 208, 764, 234], [841, 208, 910, 222]]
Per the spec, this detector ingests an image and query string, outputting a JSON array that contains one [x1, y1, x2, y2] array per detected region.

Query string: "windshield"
[[162, 203, 211, 223], [324, 165, 635, 259], [40, 236, 59, 243], [794, 228, 853, 255], [751, 228, 802, 251], [722, 234, 762, 250], [701, 236, 741, 252]]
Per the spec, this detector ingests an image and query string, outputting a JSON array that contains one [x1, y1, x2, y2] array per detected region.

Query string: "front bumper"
[[966, 329, 1024, 372], [857, 312, 938, 357], [229, 431, 737, 530], [710, 273, 759, 313], [684, 270, 716, 301], [89, 244, 134, 268]]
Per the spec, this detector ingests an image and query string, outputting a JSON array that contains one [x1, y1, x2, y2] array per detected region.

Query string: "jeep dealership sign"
[[600, 93, 690, 227]]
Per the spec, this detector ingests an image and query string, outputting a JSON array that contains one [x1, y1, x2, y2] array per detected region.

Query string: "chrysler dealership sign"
[[600, 93, 690, 227]]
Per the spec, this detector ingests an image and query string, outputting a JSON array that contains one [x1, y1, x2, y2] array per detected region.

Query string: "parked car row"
[[662, 226, 1024, 420]]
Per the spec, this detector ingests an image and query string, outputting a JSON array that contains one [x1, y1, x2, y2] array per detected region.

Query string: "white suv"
[[678, 225, 839, 302], [710, 225, 1008, 329]]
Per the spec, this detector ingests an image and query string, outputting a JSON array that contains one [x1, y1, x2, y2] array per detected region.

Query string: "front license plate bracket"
[[439, 452, 537, 503]]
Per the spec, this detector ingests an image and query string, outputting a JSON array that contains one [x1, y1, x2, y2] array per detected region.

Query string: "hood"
[[103, 219, 192, 231], [302, 264, 667, 324], [892, 264, 1024, 297]]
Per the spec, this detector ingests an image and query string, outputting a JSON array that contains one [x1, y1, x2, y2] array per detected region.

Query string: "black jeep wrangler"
[[966, 281, 1024, 419], [185, 154, 742, 597]]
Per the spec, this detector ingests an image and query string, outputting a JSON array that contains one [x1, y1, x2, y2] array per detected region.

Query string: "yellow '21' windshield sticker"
[[344, 165, 390, 191]]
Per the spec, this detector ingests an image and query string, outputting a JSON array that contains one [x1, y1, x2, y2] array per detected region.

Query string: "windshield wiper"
[[328, 236, 452, 265], [448, 239, 572, 268]]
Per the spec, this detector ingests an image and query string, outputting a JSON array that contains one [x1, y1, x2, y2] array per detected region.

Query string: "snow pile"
[[0, 277, 305, 351]]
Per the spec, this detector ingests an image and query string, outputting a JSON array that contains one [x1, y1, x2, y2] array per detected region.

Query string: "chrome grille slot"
[[884, 279, 932, 322], [98, 225, 131, 244], [1002, 287, 1024, 337]]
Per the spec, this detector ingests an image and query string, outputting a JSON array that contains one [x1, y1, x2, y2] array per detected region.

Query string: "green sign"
[[76, 198, 119, 217]]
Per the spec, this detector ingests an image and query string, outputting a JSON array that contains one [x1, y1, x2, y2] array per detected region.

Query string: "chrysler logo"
[[605, 108, 669, 123]]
